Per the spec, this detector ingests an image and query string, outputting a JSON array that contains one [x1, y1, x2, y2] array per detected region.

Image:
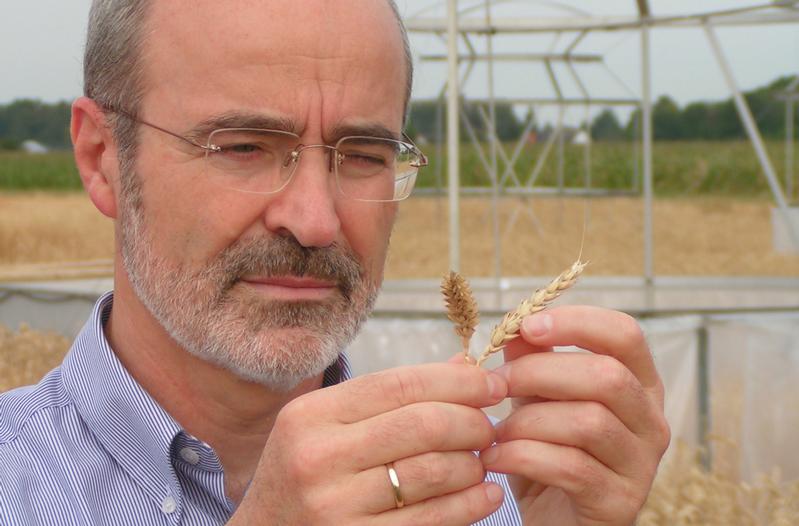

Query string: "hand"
[[230, 363, 509, 526], [479, 306, 671, 526]]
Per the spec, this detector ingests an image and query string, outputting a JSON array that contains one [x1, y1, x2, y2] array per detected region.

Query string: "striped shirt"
[[0, 292, 521, 525]]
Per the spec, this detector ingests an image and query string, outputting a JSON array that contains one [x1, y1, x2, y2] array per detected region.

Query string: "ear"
[[71, 97, 120, 219]]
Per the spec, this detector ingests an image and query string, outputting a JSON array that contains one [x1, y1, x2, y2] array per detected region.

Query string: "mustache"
[[211, 235, 363, 300]]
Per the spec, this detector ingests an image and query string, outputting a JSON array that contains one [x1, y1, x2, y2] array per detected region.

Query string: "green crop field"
[[1, 141, 796, 199], [417, 140, 796, 198], [0, 151, 81, 191]]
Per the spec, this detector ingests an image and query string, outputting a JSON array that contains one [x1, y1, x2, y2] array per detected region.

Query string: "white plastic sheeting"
[[346, 311, 799, 482]]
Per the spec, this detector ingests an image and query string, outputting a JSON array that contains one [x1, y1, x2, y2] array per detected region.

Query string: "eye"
[[343, 152, 388, 167], [219, 143, 264, 157]]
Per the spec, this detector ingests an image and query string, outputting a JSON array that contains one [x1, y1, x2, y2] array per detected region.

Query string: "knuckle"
[[616, 313, 647, 348], [275, 396, 315, 434], [286, 439, 336, 482], [577, 402, 616, 445], [596, 355, 631, 392], [381, 368, 427, 407], [654, 413, 672, 453], [416, 406, 450, 448], [413, 453, 451, 487], [563, 451, 605, 503]]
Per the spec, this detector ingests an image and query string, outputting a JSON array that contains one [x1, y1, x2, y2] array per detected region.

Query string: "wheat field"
[[1, 192, 798, 280]]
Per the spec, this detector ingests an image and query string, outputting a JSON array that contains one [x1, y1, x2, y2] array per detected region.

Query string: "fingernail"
[[485, 483, 504, 504], [486, 373, 506, 400], [523, 313, 553, 338], [480, 446, 499, 465]]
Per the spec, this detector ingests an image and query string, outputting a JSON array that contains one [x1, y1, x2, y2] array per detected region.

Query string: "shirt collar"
[[61, 292, 182, 509], [61, 292, 353, 508]]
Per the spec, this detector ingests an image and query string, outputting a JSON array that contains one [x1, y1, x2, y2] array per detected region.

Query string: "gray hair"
[[83, 0, 413, 176]]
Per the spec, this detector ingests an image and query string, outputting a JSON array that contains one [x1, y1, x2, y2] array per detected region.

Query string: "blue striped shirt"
[[0, 293, 521, 525]]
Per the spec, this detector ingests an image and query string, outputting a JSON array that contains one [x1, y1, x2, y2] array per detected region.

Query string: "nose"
[[261, 145, 341, 248]]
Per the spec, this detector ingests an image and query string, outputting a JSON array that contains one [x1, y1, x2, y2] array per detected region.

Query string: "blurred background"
[[1, 1, 798, 523]]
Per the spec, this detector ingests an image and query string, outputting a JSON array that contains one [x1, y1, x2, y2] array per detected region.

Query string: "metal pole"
[[485, 1, 502, 309], [641, 22, 655, 307], [787, 97, 795, 202], [447, 0, 461, 271], [697, 320, 712, 470], [704, 22, 799, 250]]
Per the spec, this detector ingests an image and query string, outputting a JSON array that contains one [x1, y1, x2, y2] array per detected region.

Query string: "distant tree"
[[492, 103, 523, 141], [0, 99, 71, 149], [591, 108, 624, 141], [653, 96, 684, 140], [682, 102, 714, 140], [0, 138, 20, 151], [407, 99, 523, 143], [407, 100, 439, 142]]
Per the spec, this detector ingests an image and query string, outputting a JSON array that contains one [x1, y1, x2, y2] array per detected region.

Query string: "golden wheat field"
[[1, 192, 798, 280], [1, 323, 797, 525]]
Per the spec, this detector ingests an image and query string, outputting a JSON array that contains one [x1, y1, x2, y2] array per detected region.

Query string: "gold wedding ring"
[[386, 462, 405, 509]]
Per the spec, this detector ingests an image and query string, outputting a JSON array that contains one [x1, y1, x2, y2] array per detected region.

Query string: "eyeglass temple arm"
[[98, 101, 216, 152], [402, 133, 429, 167], [403, 137, 428, 168]]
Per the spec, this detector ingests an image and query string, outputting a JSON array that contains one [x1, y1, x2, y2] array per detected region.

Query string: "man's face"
[[118, 0, 407, 390]]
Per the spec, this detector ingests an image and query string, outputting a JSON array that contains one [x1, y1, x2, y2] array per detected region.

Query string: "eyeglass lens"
[[204, 129, 419, 201]]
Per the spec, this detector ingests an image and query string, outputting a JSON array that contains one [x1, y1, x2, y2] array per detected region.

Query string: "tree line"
[[407, 75, 797, 143], [0, 75, 795, 150], [0, 99, 72, 150]]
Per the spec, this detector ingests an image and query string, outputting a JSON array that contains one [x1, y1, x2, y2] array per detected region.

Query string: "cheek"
[[136, 162, 260, 264], [338, 202, 397, 278]]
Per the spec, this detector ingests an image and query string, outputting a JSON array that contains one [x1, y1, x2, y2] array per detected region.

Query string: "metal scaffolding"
[[405, 0, 799, 302]]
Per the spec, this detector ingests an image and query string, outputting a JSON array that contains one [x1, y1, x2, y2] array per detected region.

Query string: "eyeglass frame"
[[98, 102, 428, 202]]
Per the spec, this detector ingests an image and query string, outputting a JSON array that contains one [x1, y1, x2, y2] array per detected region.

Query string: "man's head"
[[74, 0, 415, 391], [84, 0, 413, 175]]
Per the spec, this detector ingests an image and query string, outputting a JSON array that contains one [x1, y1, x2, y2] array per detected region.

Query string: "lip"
[[240, 276, 337, 301]]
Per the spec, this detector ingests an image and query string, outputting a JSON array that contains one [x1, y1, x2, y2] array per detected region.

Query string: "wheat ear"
[[475, 260, 587, 367], [441, 271, 480, 364]]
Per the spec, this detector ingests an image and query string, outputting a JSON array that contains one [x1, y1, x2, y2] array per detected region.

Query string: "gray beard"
[[118, 185, 377, 392]]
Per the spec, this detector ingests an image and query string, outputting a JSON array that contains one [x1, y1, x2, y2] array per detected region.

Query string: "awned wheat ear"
[[441, 271, 480, 364], [475, 260, 587, 367]]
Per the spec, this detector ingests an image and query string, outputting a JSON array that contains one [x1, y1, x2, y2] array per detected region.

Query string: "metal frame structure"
[[405, 0, 799, 298]]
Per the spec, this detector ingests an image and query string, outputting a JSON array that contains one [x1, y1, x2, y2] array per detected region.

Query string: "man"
[[0, 0, 670, 524]]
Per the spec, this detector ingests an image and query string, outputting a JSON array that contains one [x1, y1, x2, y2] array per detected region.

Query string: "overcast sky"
[[1, 0, 796, 123]]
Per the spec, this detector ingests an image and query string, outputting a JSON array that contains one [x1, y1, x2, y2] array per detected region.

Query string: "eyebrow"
[[329, 123, 402, 143], [186, 111, 299, 141], [185, 111, 401, 144]]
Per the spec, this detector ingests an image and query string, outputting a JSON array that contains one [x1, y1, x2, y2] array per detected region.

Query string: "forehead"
[[140, 0, 407, 132]]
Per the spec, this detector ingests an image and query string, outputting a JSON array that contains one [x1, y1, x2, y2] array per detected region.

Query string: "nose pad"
[[289, 144, 338, 174]]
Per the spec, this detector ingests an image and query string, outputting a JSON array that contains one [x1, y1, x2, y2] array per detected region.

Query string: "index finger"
[[510, 305, 661, 392], [304, 362, 508, 424]]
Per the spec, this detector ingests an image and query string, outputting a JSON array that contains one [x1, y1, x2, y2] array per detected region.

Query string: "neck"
[[105, 261, 324, 504]]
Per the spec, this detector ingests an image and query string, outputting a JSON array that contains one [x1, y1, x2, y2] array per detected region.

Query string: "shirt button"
[[180, 447, 200, 465], [161, 496, 177, 514]]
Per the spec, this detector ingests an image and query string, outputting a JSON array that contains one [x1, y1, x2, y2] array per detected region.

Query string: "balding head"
[[83, 0, 413, 170]]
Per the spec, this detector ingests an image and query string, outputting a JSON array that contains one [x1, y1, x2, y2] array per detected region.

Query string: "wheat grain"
[[475, 260, 587, 367], [441, 271, 480, 364]]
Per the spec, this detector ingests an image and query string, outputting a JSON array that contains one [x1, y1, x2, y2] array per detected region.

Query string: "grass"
[[416, 140, 798, 200], [1, 141, 796, 199], [0, 151, 81, 191]]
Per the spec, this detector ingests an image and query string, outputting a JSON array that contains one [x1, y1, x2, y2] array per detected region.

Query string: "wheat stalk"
[[474, 260, 587, 367], [441, 271, 480, 364]]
